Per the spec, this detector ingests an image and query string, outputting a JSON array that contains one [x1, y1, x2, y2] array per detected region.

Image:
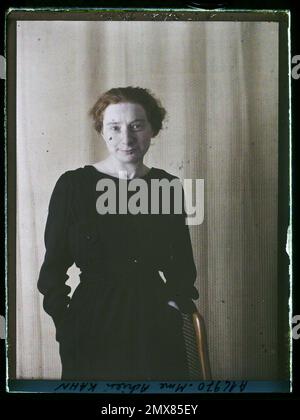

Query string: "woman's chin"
[[115, 152, 141, 163]]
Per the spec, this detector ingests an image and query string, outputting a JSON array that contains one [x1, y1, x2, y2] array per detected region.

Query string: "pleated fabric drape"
[[16, 20, 278, 379]]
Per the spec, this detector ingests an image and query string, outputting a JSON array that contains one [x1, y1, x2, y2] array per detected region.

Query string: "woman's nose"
[[121, 127, 135, 145]]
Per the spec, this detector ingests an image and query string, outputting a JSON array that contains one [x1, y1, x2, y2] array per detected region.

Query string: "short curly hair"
[[89, 86, 166, 137]]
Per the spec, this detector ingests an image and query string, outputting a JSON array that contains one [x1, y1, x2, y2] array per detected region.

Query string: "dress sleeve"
[[37, 172, 74, 328], [163, 180, 199, 310]]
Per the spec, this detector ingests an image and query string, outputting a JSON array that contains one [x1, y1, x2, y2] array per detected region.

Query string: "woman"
[[37, 86, 199, 381]]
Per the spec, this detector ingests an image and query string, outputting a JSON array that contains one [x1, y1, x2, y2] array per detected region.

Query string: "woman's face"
[[101, 102, 154, 164]]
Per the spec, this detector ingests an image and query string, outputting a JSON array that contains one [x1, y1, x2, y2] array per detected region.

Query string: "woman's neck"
[[94, 156, 150, 179]]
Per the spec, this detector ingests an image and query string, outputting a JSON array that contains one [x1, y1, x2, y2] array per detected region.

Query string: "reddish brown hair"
[[89, 86, 166, 137]]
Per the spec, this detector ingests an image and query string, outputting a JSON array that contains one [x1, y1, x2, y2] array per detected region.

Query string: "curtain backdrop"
[[16, 20, 279, 379]]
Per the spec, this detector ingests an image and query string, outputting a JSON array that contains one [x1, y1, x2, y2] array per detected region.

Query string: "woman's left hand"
[[167, 300, 180, 310]]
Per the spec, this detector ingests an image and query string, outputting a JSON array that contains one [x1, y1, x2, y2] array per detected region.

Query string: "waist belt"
[[80, 256, 163, 283]]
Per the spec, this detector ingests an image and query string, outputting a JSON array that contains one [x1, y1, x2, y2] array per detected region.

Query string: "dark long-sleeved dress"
[[37, 165, 199, 381]]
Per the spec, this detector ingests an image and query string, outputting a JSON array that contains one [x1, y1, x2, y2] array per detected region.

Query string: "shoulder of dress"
[[57, 166, 90, 181], [53, 167, 91, 193], [151, 167, 179, 181]]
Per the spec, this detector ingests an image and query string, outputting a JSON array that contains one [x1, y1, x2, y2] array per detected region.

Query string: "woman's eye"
[[110, 126, 120, 132], [131, 123, 142, 130]]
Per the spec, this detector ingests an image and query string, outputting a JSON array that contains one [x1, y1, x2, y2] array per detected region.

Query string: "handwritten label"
[[54, 382, 97, 392], [105, 383, 150, 393], [52, 380, 248, 393]]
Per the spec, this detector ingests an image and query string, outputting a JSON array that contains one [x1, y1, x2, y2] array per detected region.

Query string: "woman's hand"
[[167, 300, 180, 311], [167, 298, 197, 314]]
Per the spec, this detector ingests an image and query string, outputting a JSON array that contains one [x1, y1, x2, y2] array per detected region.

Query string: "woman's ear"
[[150, 127, 156, 141], [148, 124, 154, 139], [100, 130, 106, 142]]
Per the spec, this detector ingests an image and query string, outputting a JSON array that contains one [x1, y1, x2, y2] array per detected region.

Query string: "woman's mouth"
[[119, 148, 135, 153]]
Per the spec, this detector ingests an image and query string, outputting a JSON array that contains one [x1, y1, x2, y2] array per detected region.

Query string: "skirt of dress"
[[57, 270, 189, 381]]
